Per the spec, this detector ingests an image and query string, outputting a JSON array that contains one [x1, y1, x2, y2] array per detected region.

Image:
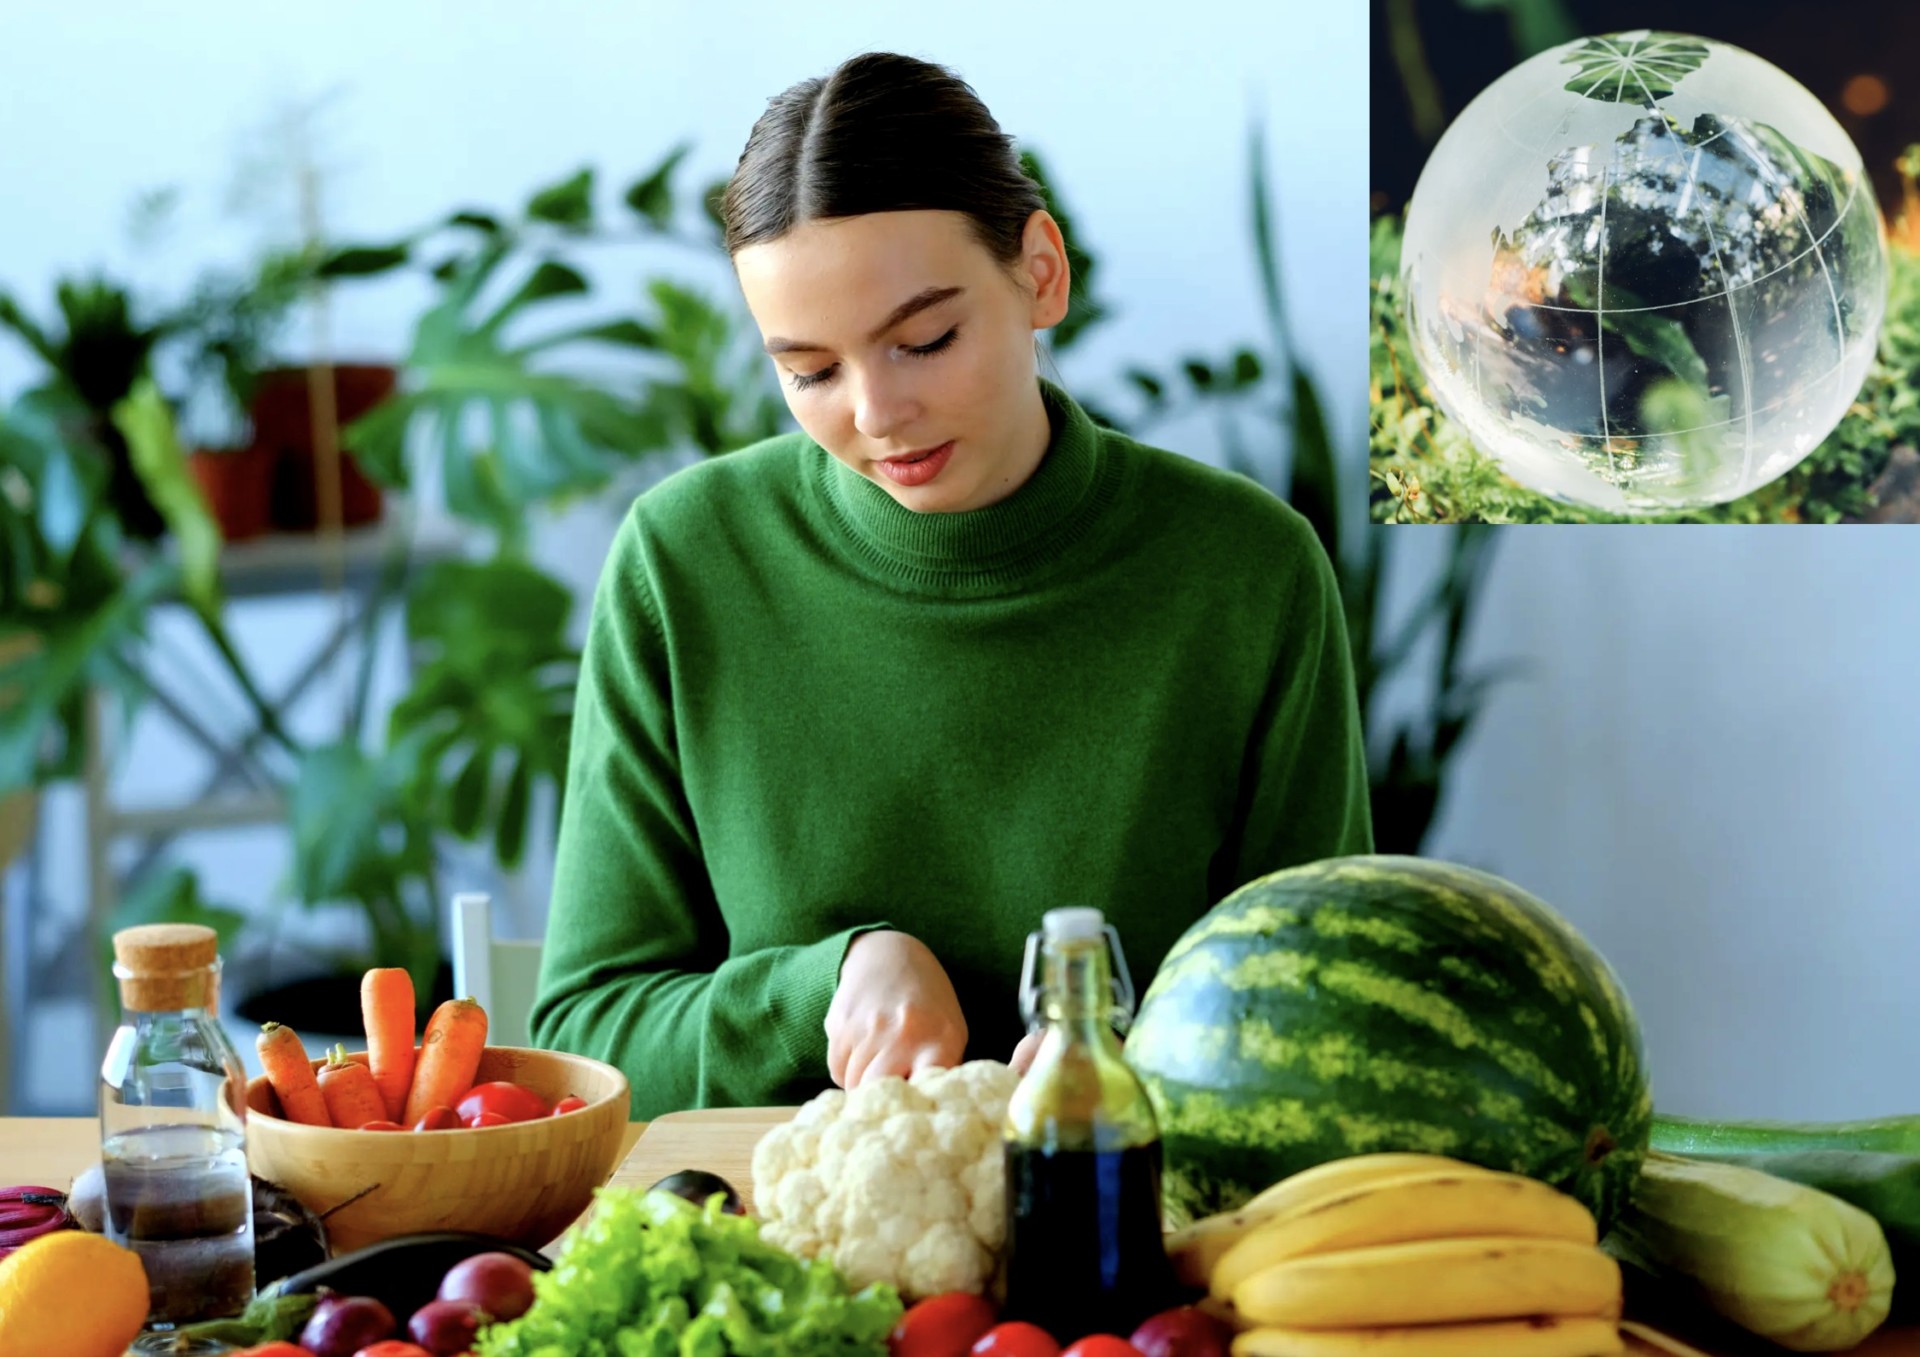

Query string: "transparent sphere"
[[1402, 31, 1889, 512]]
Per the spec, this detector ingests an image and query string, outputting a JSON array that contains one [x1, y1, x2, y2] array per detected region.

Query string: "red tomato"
[[466, 1109, 513, 1128], [353, 1344, 432, 1357], [357, 1120, 405, 1131], [891, 1291, 997, 1357], [456, 1081, 551, 1124], [972, 1322, 1062, 1357], [232, 1345, 310, 1357], [552, 1095, 588, 1116], [413, 1105, 461, 1131], [1059, 1340, 1142, 1357]]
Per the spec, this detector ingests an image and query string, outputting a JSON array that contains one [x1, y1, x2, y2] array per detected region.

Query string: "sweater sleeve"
[[1211, 515, 1375, 898], [530, 504, 888, 1117]]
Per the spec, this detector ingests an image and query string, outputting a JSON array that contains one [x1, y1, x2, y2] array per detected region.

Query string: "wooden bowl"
[[245, 1046, 629, 1254]]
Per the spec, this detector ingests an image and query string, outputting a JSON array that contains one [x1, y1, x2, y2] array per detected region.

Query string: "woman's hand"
[[825, 930, 968, 1088]]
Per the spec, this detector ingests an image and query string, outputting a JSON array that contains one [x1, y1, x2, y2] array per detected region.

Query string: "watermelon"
[[1126, 855, 1651, 1232]]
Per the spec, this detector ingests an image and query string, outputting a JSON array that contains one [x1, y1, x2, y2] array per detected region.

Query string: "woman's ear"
[[1022, 209, 1072, 330]]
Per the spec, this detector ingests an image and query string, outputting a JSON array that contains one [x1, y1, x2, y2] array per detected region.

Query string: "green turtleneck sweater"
[[532, 378, 1372, 1117]]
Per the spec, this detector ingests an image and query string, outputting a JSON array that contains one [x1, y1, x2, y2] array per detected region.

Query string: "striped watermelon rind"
[[1127, 855, 1652, 1232]]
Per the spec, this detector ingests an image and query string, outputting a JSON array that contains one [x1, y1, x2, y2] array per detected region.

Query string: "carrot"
[[361, 968, 417, 1121], [317, 1045, 391, 1130], [400, 997, 489, 1128], [257, 1022, 331, 1127]]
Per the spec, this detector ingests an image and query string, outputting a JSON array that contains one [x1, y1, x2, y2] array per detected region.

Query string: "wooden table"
[[7, 1116, 1916, 1357]]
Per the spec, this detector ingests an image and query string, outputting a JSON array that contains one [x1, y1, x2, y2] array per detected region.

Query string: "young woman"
[[532, 51, 1372, 1117]]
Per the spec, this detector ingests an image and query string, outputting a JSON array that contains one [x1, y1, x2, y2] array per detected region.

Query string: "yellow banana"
[[1193, 1154, 1491, 1296], [1232, 1235, 1622, 1328], [1239, 1152, 1489, 1217], [1214, 1168, 1596, 1287], [1229, 1315, 1625, 1356]]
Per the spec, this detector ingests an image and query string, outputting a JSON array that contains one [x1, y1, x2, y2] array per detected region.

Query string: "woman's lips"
[[876, 440, 955, 487]]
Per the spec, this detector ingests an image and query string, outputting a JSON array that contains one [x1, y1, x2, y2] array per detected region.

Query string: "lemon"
[[0, 1230, 150, 1356]]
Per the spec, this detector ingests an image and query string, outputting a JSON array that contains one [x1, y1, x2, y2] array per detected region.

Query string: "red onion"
[[0, 1186, 75, 1258]]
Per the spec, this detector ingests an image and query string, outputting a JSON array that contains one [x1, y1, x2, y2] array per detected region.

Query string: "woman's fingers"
[[908, 1043, 951, 1077], [1009, 1030, 1042, 1074]]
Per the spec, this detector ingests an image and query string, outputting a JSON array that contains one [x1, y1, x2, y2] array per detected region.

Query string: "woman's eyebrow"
[[763, 285, 966, 355]]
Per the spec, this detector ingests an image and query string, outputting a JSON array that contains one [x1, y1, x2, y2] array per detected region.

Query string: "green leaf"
[[526, 167, 595, 229], [495, 756, 531, 867], [1248, 118, 1293, 362], [1125, 369, 1165, 403], [511, 318, 659, 358], [317, 243, 412, 279], [1287, 363, 1339, 567], [624, 143, 693, 231], [1561, 33, 1710, 105], [477, 261, 590, 340], [700, 176, 729, 238], [110, 380, 221, 619], [447, 209, 505, 236], [449, 743, 492, 837], [1231, 349, 1263, 388], [1183, 360, 1215, 391]]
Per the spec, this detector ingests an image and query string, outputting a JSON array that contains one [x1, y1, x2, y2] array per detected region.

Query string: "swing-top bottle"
[[1001, 907, 1176, 1338]]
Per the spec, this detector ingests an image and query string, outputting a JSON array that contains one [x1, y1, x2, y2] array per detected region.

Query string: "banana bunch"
[[1166, 1154, 1626, 1357]]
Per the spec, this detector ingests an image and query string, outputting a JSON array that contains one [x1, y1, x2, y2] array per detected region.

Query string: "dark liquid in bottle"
[[1001, 1140, 1177, 1340]]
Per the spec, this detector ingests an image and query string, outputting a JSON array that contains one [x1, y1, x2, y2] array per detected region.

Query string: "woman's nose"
[[851, 370, 923, 445]]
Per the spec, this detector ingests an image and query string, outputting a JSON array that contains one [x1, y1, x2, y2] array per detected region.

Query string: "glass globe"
[[1401, 31, 1889, 512]]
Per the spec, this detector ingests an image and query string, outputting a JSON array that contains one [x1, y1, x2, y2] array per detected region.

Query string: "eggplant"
[[253, 1176, 329, 1287], [649, 1169, 746, 1215], [271, 1231, 552, 1325]]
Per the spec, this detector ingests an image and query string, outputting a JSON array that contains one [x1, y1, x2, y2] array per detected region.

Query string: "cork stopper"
[[113, 923, 222, 1012]]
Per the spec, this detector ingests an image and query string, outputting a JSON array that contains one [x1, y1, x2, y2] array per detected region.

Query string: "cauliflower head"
[[752, 1059, 1020, 1300]]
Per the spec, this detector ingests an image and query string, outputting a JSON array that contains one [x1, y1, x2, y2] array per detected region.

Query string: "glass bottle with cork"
[[1001, 906, 1176, 1339], [100, 923, 256, 1353]]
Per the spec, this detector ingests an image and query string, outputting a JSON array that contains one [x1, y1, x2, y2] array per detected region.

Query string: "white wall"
[[1419, 527, 1920, 1123], [0, 1, 1367, 1111]]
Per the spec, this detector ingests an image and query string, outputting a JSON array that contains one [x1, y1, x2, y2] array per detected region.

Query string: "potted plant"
[[169, 247, 314, 541]]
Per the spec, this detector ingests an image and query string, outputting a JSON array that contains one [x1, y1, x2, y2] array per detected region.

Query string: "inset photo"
[[1372, 1, 1920, 522]]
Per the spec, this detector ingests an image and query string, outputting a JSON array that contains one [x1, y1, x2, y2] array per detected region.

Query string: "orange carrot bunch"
[[257, 979, 495, 1132]]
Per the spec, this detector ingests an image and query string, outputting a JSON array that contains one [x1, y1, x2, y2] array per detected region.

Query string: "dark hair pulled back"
[[721, 51, 1048, 272]]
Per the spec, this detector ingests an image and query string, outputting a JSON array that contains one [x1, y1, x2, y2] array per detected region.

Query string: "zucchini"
[[1652, 1111, 1920, 1156], [1606, 1150, 1894, 1352], [1652, 1127, 1920, 1321]]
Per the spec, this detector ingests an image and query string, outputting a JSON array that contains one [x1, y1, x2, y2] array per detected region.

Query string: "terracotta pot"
[[187, 445, 276, 542], [250, 364, 396, 532]]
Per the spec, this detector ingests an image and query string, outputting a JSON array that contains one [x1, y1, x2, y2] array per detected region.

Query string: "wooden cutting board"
[[609, 1105, 793, 1211], [605, 1108, 1920, 1356]]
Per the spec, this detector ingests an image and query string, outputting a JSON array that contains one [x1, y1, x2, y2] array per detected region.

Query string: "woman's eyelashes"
[[787, 327, 961, 392]]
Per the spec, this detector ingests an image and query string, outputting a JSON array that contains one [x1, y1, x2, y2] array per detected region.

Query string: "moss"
[[1370, 191, 1920, 524]]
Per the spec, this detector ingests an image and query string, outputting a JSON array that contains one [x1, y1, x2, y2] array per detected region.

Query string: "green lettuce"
[[473, 1188, 903, 1357]]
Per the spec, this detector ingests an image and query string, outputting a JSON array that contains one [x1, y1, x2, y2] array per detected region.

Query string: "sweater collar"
[[813, 377, 1115, 586]]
